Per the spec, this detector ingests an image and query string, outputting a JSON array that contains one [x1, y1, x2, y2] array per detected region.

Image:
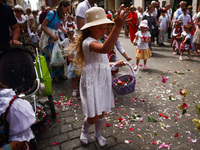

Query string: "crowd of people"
[[1, 0, 200, 149]]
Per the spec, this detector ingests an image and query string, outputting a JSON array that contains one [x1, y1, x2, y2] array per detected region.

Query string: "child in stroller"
[[0, 82, 36, 150]]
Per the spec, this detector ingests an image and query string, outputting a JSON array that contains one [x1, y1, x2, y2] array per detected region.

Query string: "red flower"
[[159, 113, 163, 116], [183, 103, 187, 109], [142, 36, 147, 40], [118, 118, 123, 122], [129, 128, 133, 131], [107, 14, 112, 19]]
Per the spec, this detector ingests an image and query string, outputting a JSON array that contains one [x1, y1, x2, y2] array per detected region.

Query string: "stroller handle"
[[23, 43, 37, 49]]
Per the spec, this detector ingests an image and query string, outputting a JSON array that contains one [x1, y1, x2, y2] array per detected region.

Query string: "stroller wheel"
[[48, 95, 56, 118], [29, 137, 37, 150]]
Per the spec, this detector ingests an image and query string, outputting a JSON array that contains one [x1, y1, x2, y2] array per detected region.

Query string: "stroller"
[[0, 43, 56, 118]]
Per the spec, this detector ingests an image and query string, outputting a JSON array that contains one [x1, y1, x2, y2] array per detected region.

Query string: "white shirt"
[[178, 14, 191, 27], [30, 32, 40, 43], [181, 31, 191, 40], [159, 15, 168, 29], [152, 8, 157, 19], [135, 31, 151, 49], [167, 8, 172, 22], [104, 34, 125, 54], [75, 0, 97, 33]]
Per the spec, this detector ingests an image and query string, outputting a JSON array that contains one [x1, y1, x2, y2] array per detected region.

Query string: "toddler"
[[179, 25, 192, 60], [133, 20, 152, 71], [30, 26, 40, 48], [171, 20, 183, 55]]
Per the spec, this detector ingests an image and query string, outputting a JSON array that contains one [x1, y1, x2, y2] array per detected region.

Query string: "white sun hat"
[[80, 7, 114, 31], [139, 20, 149, 29]]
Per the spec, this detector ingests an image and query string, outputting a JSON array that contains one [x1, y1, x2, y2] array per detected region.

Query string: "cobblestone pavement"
[[34, 31, 200, 150]]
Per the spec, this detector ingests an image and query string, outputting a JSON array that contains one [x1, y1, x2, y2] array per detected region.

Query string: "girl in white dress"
[[70, 6, 129, 147], [0, 83, 36, 150]]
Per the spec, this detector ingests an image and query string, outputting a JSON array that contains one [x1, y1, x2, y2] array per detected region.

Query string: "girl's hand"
[[126, 57, 132, 61], [52, 35, 60, 41], [133, 41, 137, 45], [114, 6, 130, 29], [115, 60, 126, 67]]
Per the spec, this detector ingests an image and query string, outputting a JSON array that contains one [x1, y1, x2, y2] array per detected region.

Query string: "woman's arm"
[[41, 19, 59, 41]]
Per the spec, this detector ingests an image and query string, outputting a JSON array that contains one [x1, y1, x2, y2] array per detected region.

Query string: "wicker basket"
[[111, 62, 136, 95]]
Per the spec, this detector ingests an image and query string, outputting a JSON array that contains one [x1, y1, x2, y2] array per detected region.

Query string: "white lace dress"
[[80, 37, 115, 118]]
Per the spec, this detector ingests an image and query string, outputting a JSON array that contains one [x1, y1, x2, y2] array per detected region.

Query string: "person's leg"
[[80, 116, 98, 144], [95, 112, 107, 147], [194, 44, 200, 56], [143, 59, 147, 70], [134, 59, 140, 71], [179, 50, 183, 60], [72, 76, 78, 96], [188, 49, 191, 59]]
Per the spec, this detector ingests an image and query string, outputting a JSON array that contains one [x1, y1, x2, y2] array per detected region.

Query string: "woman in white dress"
[[70, 6, 129, 147]]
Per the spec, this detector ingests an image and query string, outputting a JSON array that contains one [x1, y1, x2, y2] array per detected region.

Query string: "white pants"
[[159, 28, 166, 44]]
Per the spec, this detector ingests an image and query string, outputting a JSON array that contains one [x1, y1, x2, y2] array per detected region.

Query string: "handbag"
[[50, 41, 65, 66]]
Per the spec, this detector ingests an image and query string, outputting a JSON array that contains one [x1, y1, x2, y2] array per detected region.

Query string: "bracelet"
[[1, 144, 12, 150]]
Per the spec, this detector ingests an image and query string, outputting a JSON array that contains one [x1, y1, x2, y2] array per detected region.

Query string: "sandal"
[[194, 51, 199, 56], [80, 128, 88, 145], [53, 77, 60, 83], [96, 133, 107, 147], [59, 75, 67, 80]]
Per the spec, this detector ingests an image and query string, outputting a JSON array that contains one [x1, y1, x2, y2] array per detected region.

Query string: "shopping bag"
[[36, 55, 52, 96], [50, 41, 65, 66]]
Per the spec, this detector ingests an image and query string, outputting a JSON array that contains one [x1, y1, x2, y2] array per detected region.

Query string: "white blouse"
[[0, 88, 36, 142]]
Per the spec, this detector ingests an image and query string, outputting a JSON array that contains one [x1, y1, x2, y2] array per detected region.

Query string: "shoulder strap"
[[50, 10, 56, 22], [4, 95, 17, 120]]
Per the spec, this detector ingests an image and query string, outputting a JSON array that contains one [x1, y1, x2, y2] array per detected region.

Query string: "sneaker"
[[179, 56, 183, 60], [173, 52, 177, 55], [143, 66, 147, 70], [72, 91, 77, 97], [134, 66, 138, 71]]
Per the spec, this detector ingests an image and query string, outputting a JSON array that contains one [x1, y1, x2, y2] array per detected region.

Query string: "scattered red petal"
[[117, 108, 119, 110], [159, 113, 163, 116], [134, 98, 137, 100], [164, 115, 168, 119], [105, 113, 108, 115], [153, 141, 157, 145], [125, 113, 128, 115], [60, 93, 63, 96], [156, 96, 159, 98], [106, 123, 110, 127], [183, 103, 187, 109], [53, 142, 57, 145], [141, 99, 146, 102], [58, 121, 61, 123], [138, 82, 140, 84], [174, 132, 179, 137], [129, 140, 132, 143], [129, 128, 133, 131], [118, 118, 123, 122]]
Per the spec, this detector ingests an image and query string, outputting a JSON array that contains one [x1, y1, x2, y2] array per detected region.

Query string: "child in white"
[[30, 26, 40, 48], [133, 20, 152, 71], [70, 7, 128, 147], [158, 9, 169, 46], [171, 20, 183, 55], [59, 28, 75, 56], [178, 7, 191, 27], [179, 25, 192, 60], [0, 83, 36, 149]]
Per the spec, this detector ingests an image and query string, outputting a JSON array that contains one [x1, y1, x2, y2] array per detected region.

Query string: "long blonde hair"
[[69, 29, 91, 69]]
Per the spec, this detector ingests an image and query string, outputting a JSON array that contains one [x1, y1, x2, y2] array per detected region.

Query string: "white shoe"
[[80, 129, 88, 145], [179, 56, 183, 61], [72, 91, 77, 97], [96, 133, 107, 147], [134, 66, 138, 71]]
